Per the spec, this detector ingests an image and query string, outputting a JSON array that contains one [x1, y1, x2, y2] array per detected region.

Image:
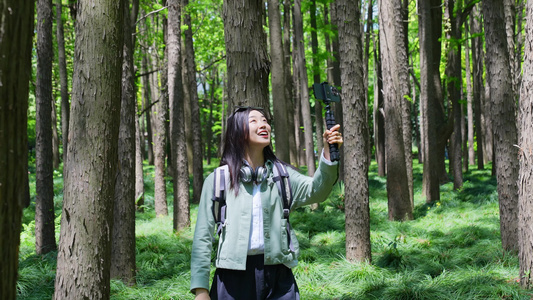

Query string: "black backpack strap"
[[212, 165, 228, 237], [272, 161, 295, 252]]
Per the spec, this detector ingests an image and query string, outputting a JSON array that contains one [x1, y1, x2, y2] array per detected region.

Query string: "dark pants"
[[209, 255, 300, 300]]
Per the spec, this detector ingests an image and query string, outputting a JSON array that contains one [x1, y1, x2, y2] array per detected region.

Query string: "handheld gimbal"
[[313, 82, 341, 162]]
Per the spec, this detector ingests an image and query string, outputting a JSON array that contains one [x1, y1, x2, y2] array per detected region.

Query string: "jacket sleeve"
[[288, 152, 339, 209], [190, 172, 216, 293]]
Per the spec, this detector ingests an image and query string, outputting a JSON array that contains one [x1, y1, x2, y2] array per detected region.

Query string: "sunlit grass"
[[17, 160, 533, 299]]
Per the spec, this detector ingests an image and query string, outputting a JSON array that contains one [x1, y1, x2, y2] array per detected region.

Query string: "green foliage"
[[18, 159, 533, 299]]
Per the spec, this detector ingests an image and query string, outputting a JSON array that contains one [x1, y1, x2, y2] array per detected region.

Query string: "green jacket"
[[190, 155, 339, 293]]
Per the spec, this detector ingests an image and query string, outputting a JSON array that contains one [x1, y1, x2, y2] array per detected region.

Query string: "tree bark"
[[379, 0, 412, 221], [518, 0, 533, 287], [294, 0, 316, 175], [183, 0, 204, 204], [283, 0, 297, 167], [56, 0, 70, 165], [0, 1, 34, 298], [445, 0, 463, 190], [111, 0, 137, 285], [334, 0, 371, 262], [418, 0, 444, 203], [483, 0, 519, 252], [168, 0, 191, 231], [470, 4, 485, 170], [53, 0, 124, 298], [35, 0, 58, 255], [223, 0, 270, 110], [268, 0, 290, 163]]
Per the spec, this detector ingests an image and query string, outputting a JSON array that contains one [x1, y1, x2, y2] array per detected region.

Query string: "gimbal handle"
[[325, 104, 340, 162]]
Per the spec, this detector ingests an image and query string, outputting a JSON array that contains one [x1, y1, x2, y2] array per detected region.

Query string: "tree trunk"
[[418, 0, 443, 203], [111, 0, 136, 285], [141, 54, 155, 165], [54, 0, 124, 298], [400, 0, 413, 205], [373, 33, 386, 177], [328, 1, 344, 181], [283, 0, 297, 167], [268, 0, 290, 163], [223, 0, 270, 110], [56, 0, 70, 165], [518, 1, 533, 287], [470, 4, 484, 170], [0, 1, 34, 298], [35, 0, 57, 255], [445, 0, 463, 190], [334, 0, 371, 262], [168, 0, 191, 231], [51, 99, 60, 169], [152, 49, 168, 218], [183, 0, 204, 204], [310, 0, 324, 158], [465, 21, 475, 167], [483, 0, 519, 252], [379, 0, 412, 221], [294, 0, 316, 175]]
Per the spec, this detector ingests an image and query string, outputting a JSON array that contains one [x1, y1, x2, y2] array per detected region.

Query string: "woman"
[[191, 106, 343, 300]]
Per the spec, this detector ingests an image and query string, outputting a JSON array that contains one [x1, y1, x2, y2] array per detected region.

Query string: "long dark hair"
[[220, 107, 277, 192]]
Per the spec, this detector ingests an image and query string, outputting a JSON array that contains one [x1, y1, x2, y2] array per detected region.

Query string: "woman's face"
[[247, 109, 271, 149]]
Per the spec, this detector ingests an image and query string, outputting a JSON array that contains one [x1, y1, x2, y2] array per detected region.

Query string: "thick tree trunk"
[[418, 0, 443, 203], [379, 0, 412, 221], [111, 0, 136, 285], [35, 0, 57, 255], [223, 0, 270, 110], [183, 0, 204, 204], [294, 0, 316, 175], [518, 1, 533, 287], [335, 0, 371, 262], [483, 0, 519, 252], [0, 1, 34, 298], [53, 1, 124, 298], [268, 0, 290, 163], [168, 0, 191, 231]]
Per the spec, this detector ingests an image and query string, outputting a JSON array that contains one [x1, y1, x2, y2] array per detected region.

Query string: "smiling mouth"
[[258, 131, 269, 137]]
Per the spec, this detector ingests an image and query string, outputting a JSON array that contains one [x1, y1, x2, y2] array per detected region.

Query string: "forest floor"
[[17, 160, 533, 299]]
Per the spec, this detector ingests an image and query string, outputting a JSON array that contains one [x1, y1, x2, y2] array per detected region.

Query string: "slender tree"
[[35, 0, 57, 255], [294, 0, 316, 174], [168, 0, 191, 230], [518, 0, 533, 287], [56, 0, 70, 164], [334, 0, 371, 262], [483, 0, 519, 252], [0, 1, 34, 298], [379, 0, 412, 220], [283, 0, 297, 167], [470, 4, 485, 169], [418, 0, 444, 203], [111, 0, 137, 285], [268, 0, 290, 163], [54, 0, 125, 298], [183, 0, 204, 203]]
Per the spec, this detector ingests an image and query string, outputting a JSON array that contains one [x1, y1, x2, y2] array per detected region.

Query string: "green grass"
[[17, 160, 533, 299]]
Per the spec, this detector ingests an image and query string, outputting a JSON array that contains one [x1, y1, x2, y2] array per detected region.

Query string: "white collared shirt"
[[247, 183, 264, 255]]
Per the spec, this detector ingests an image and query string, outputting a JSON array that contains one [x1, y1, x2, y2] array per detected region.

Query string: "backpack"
[[211, 161, 295, 252]]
